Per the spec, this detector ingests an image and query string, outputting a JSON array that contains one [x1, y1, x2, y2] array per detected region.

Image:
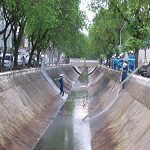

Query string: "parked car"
[[0, 53, 14, 71]]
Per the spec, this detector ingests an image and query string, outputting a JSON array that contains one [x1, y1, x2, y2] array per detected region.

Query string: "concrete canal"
[[1, 65, 150, 149], [33, 69, 91, 150]]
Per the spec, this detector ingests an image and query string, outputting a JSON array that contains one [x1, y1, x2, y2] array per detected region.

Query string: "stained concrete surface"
[[0, 65, 84, 150], [34, 69, 91, 150], [0, 64, 150, 150], [88, 66, 150, 150]]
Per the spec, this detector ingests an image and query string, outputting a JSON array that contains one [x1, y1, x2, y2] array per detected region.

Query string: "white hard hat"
[[60, 74, 63, 77], [123, 62, 127, 68], [120, 53, 124, 56]]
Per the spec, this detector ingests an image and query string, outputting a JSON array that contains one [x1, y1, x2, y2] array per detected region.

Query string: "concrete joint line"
[[136, 85, 144, 100]]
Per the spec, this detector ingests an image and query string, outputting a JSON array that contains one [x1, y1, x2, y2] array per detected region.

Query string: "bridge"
[[70, 58, 100, 67]]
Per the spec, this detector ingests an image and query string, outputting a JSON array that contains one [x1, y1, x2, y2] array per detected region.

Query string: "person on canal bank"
[[121, 61, 128, 89], [128, 51, 135, 71], [55, 74, 64, 96], [112, 56, 118, 70]]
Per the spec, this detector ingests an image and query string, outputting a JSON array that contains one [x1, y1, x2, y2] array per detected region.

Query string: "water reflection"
[[34, 70, 91, 150]]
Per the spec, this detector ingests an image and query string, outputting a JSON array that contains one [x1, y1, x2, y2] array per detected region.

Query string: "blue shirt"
[[59, 77, 64, 87], [129, 54, 135, 66]]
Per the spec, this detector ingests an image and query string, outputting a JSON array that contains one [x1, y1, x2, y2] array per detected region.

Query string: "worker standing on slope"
[[120, 52, 129, 88], [121, 61, 128, 89], [55, 74, 64, 96]]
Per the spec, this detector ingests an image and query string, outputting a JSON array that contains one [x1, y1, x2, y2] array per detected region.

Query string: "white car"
[[0, 53, 14, 71]]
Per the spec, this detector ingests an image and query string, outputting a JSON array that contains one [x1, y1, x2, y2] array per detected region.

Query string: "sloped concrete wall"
[[0, 65, 83, 150], [88, 66, 150, 150]]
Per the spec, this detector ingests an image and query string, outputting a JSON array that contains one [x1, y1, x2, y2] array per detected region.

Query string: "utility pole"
[[118, 22, 127, 53]]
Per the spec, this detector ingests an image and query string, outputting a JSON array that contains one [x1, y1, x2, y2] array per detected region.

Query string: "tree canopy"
[[0, 0, 89, 70], [89, 0, 150, 67]]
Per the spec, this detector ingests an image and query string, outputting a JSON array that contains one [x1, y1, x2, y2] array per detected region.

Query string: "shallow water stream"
[[33, 70, 91, 150]]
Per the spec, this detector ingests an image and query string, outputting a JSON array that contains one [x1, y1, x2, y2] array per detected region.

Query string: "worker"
[[117, 56, 123, 71], [121, 61, 128, 89], [55, 74, 64, 96], [128, 51, 135, 71], [113, 56, 118, 70]]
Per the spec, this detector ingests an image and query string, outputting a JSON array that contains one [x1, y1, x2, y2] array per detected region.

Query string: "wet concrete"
[[33, 70, 91, 150], [0, 65, 84, 150], [0, 64, 150, 150], [88, 66, 150, 150]]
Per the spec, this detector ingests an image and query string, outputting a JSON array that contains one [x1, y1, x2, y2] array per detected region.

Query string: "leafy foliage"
[[89, 0, 150, 67], [0, 0, 88, 69], [88, 7, 126, 62]]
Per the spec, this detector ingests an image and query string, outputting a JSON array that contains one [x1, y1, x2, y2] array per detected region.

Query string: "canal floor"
[[33, 72, 91, 150]]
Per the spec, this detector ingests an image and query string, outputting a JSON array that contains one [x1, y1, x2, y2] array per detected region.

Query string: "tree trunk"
[[36, 49, 41, 67], [51, 50, 55, 66], [13, 26, 19, 70], [1, 39, 7, 72], [27, 46, 35, 68], [57, 51, 62, 65], [134, 49, 139, 68], [1, 28, 11, 72]]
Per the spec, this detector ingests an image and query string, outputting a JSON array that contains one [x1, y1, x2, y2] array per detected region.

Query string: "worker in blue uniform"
[[55, 74, 64, 96], [117, 56, 123, 71], [128, 51, 135, 71], [113, 56, 118, 70]]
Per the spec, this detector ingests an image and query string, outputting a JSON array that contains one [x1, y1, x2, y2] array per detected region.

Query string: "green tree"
[[1, 0, 87, 69], [25, 0, 60, 67], [91, 0, 150, 67], [0, 1, 13, 71], [50, 0, 87, 59], [26, 0, 86, 66], [9, 0, 29, 70], [89, 7, 126, 64]]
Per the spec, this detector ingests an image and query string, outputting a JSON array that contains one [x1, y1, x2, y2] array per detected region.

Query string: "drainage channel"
[[33, 70, 91, 150]]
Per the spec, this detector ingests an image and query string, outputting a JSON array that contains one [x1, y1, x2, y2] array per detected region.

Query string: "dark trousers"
[[60, 86, 64, 96]]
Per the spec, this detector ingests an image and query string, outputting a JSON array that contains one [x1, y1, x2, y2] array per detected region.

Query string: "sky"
[[79, 0, 95, 35], [80, 0, 95, 22]]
